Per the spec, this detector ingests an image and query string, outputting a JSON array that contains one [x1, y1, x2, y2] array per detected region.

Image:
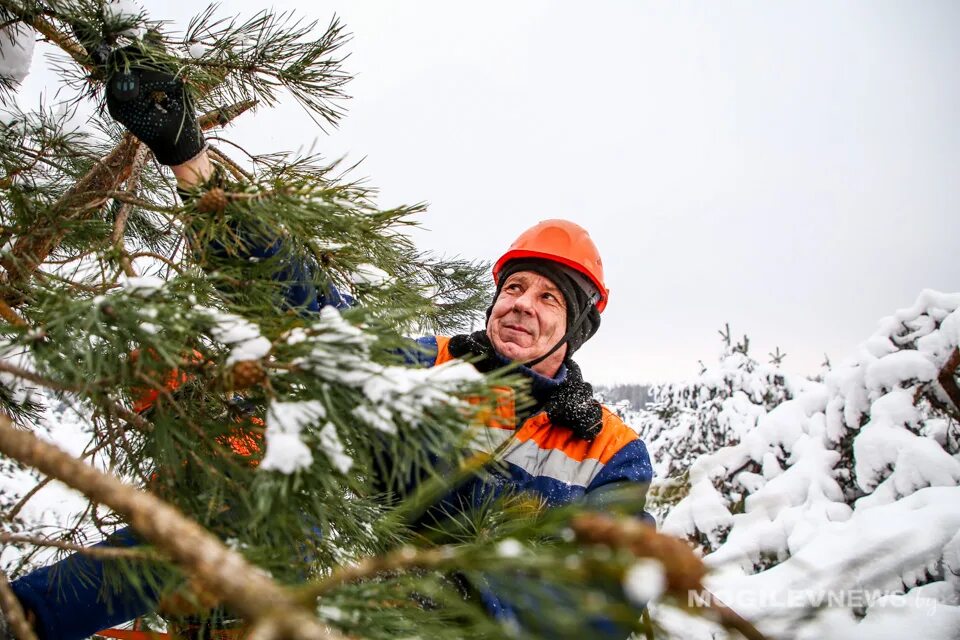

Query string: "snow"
[[854, 425, 960, 502], [318, 422, 352, 474], [202, 310, 272, 365], [0, 400, 114, 572], [291, 306, 481, 436], [0, 24, 35, 83], [645, 289, 960, 638], [622, 558, 666, 604], [662, 477, 733, 548], [350, 263, 390, 286], [318, 605, 344, 622], [103, 0, 146, 39], [121, 275, 165, 297], [260, 401, 324, 474], [351, 404, 397, 434], [864, 351, 937, 392], [496, 538, 523, 558], [188, 42, 209, 59]]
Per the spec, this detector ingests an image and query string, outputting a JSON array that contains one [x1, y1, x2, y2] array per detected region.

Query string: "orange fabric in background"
[[129, 349, 204, 414], [129, 349, 263, 461]]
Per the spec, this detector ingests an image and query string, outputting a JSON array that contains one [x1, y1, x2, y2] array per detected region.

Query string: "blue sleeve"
[[181, 172, 354, 315], [11, 527, 164, 640], [207, 230, 353, 314], [397, 336, 439, 367], [584, 439, 656, 526]]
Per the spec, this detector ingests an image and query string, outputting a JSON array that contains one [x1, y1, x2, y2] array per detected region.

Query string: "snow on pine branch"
[[0, 23, 35, 84], [288, 305, 481, 427], [257, 306, 482, 474]]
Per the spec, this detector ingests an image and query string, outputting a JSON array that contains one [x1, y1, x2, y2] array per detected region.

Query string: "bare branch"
[[303, 545, 457, 600], [0, 531, 154, 560], [110, 144, 152, 245], [209, 145, 253, 181], [938, 348, 960, 411], [0, 299, 26, 327], [0, 359, 77, 393]]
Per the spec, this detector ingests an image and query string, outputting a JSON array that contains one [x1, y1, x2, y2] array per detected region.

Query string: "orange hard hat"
[[492, 219, 609, 313]]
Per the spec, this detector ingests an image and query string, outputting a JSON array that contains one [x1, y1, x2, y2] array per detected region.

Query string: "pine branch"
[[569, 513, 769, 640], [0, 101, 256, 302], [0, 415, 347, 640], [127, 250, 184, 275], [0, 571, 38, 640], [0, 531, 153, 560], [0, 0, 89, 70], [0, 359, 152, 433], [0, 358, 77, 393], [0, 134, 141, 288], [302, 545, 459, 601], [0, 298, 26, 326]]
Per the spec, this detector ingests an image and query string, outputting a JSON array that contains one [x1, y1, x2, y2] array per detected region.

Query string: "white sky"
[[17, 1, 960, 384]]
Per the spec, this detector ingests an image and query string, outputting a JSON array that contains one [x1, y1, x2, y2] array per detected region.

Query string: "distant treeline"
[[595, 384, 654, 411]]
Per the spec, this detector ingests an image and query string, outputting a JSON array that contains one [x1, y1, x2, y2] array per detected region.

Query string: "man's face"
[[487, 270, 568, 366]]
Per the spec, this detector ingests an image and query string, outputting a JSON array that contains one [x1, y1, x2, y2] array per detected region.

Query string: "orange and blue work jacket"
[[414, 335, 653, 636], [412, 335, 653, 513]]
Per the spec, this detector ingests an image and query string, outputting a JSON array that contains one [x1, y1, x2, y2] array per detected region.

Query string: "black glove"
[[105, 44, 205, 165]]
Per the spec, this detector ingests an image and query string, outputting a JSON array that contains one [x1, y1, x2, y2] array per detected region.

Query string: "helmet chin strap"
[[523, 292, 600, 370]]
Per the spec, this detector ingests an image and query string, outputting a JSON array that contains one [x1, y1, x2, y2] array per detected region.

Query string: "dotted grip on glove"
[[106, 46, 206, 166]]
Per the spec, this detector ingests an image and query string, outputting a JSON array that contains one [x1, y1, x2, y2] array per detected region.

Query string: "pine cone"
[[197, 187, 228, 214], [230, 360, 265, 389]]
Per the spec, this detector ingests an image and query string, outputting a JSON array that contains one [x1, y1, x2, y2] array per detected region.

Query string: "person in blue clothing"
[[0, 45, 653, 639]]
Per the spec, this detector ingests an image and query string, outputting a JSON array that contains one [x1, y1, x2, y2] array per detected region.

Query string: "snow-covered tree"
[[656, 291, 960, 639], [637, 325, 795, 525]]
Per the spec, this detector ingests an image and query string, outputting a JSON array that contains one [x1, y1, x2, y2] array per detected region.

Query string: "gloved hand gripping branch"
[[105, 44, 206, 166]]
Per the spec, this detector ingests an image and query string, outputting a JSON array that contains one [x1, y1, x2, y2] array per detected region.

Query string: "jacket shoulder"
[[590, 406, 639, 458]]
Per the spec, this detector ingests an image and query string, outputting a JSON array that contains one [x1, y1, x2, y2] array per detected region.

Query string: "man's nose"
[[512, 289, 537, 314]]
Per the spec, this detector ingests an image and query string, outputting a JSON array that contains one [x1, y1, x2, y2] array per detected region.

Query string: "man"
[[1, 46, 652, 639]]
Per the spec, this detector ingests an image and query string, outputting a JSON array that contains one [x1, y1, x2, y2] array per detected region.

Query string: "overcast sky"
[[19, 1, 960, 383]]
